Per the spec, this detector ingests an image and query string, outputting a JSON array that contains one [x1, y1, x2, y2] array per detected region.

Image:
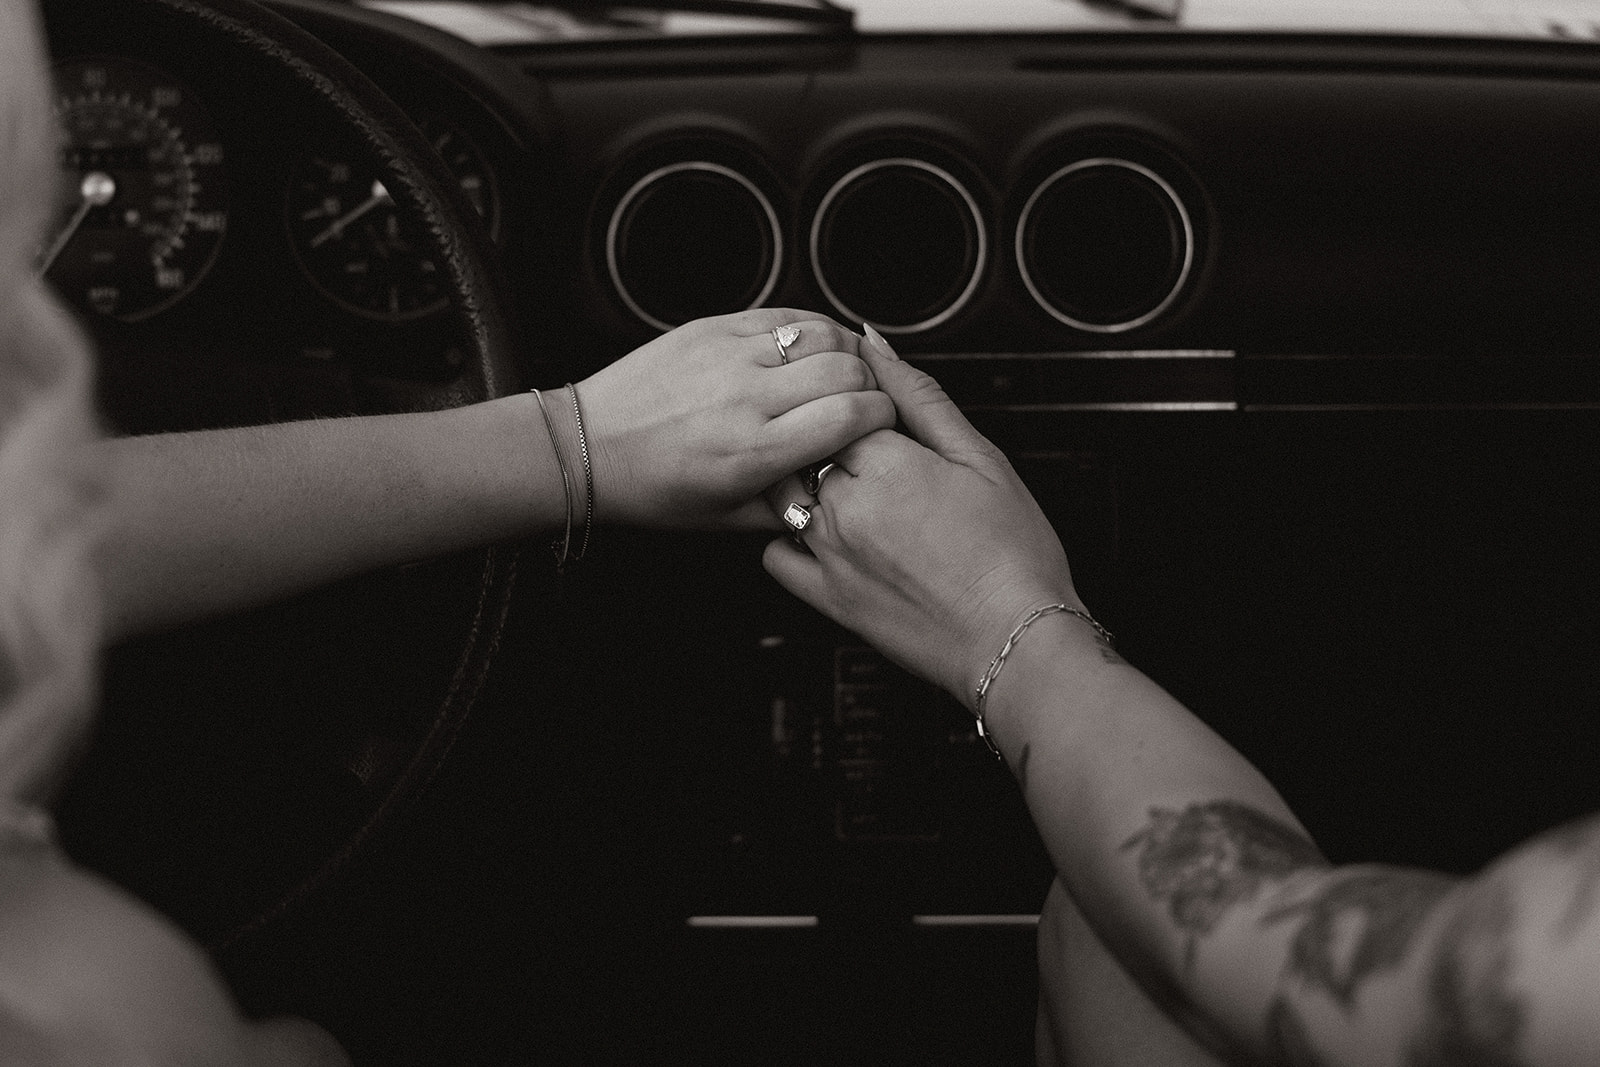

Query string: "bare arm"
[[0, 823, 351, 1065], [95, 309, 894, 640], [990, 618, 1600, 1065], [763, 326, 1600, 1066], [94, 395, 548, 640]]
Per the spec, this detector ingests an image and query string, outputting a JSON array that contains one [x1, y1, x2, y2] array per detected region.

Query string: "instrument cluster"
[[46, 54, 500, 330], [33, 5, 531, 440]]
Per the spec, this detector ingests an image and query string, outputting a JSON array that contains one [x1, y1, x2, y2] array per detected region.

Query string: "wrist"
[[527, 387, 595, 562], [569, 372, 635, 527], [973, 604, 1117, 758]]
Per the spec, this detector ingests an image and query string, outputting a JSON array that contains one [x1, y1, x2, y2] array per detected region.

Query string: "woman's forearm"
[[93, 392, 562, 641], [982, 613, 1335, 1058], [984, 615, 1490, 1066], [94, 310, 895, 641], [757, 336, 1600, 1066]]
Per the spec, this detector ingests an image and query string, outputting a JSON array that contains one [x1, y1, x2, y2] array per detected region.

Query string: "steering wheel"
[[47, 0, 523, 952]]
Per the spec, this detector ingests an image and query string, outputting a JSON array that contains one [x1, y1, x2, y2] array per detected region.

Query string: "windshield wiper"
[[1083, 0, 1181, 22], [529, 0, 853, 28]]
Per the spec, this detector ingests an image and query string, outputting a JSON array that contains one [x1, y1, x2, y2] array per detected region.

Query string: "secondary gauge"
[[285, 118, 498, 321], [422, 117, 499, 241], [42, 57, 228, 321]]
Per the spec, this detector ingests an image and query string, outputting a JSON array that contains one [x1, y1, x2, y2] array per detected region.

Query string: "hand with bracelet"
[[96, 308, 891, 637], [762, 327, 1600, 1067], [762, 322, 1096, 713]]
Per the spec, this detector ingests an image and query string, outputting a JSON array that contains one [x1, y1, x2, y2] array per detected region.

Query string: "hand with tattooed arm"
[[763, 325, 1600, 1067]]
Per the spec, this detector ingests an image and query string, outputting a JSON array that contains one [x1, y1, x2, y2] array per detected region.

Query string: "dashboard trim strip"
[[912, 350, 1235, 361], [965, 401, 1237, 412], [687, 915, 820, 928]]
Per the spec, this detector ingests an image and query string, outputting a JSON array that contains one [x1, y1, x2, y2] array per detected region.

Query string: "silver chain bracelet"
[[972, 603, 1114, 759]]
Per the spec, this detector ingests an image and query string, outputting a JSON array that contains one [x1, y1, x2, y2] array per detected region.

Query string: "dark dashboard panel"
[[527, 35, 1600, 365], [56, 6, 1600, 1063], [488, 24, 1600, 892]]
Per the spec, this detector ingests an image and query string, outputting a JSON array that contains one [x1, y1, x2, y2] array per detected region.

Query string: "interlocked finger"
[[761, 349, 877, 416], [765, 458, 857, 552], [766, 471, 819, 548]]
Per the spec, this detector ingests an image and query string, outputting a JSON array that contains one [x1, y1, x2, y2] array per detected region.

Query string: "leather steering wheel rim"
[[45, 0, 523, 952]]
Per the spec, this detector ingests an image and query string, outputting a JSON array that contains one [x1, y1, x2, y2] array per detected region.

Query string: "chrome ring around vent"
[[809, 157, 988, 335], [1015, 157, 1195, 335], [606, 160, 784, 332]]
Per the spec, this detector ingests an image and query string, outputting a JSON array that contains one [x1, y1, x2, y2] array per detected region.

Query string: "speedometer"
[[42, 57, 228, 322]]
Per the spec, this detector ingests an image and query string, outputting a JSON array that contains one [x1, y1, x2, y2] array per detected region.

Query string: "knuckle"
[[816, 351, 874, 393], [814, 319, 857, 356], [848, 355, 876, 392], [824, 496, 859, 541], [809, 311, 847, 336], [905, 370, 952, 407], [867, 391, 896, 426]]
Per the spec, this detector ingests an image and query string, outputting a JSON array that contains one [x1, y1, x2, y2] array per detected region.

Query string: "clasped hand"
[[760, 326, 1085, 707], [576, 309, 894, 530], [579, 311, 1083, 707]]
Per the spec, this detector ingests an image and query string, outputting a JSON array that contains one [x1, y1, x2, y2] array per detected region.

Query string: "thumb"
[[860, 323, 991, 462]]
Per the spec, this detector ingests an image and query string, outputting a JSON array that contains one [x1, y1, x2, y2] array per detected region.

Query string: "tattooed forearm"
[[1123, 800, 1328, 966], [1409, 880, 1530, 1067], [1266, 869, 1455, 1007]]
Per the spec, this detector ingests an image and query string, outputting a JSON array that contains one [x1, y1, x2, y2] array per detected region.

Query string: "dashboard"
[[41, 1, 1600, 1064]]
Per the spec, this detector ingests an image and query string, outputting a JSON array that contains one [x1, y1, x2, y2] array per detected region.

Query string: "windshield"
[[358, 0, 1600, 43]]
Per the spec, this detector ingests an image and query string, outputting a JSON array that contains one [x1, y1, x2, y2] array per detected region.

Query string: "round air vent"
[[607, 161, 782, 331], [809, 158, 986, 334], [1015, 157, 1193, 333]]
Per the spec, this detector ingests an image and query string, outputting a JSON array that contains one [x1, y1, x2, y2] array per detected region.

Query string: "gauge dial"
[[423, 117, 499, 241], [285, 119, 498, 321], [43, 57, 228, 322]]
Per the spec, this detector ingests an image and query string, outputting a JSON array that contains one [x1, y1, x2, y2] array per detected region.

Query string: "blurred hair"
[[0, 0, 105, 805]]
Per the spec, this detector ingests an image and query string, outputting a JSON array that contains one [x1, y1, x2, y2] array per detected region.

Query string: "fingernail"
[[862, 322, 899, 361]]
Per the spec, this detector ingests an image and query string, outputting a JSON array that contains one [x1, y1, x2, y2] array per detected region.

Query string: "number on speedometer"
[[42, 57, 228, 322]]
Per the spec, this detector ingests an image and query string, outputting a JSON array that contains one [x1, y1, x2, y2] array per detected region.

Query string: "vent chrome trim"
[[912, 349, 1234, 361], [966, 401, 1236, 412], [1015, 157, 1195, 335], [606, 160, 783, 333], [911, 914, 1041, 927], [686, 915, 820, 929], [809, 157, 988, 335]]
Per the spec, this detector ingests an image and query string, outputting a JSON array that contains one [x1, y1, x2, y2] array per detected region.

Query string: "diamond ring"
[[772, 324, 801, 364], [782, 501, 812, 533]]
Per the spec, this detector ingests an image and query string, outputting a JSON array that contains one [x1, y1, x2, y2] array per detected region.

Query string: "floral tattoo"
[[1123, 800, 1327, 966], [1266, 868, 1455, 1007], [1409, 881, 1530, 1067]]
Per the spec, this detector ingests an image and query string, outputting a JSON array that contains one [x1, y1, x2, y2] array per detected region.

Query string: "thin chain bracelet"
[[972, 603, 1115, 760], [566, 382, 595, 560], [531, 388, 574, 571]]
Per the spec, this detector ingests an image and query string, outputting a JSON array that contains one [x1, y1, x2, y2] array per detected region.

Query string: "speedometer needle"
[[310, 179, 391, 249], [37, 170, 116, 275]]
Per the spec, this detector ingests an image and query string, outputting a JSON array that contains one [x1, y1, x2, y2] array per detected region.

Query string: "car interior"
[[39, 0, 1600, 1062]]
